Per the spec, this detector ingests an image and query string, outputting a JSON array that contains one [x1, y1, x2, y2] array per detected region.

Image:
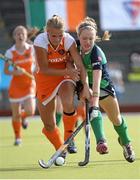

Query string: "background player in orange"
[[4, 25, 36, 146], [34, 15, 90, 165]]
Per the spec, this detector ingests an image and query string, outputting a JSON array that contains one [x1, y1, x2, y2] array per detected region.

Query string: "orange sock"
[[42, 126, 63, 150], [21, 110, 28, 120], [63, 112, 78, 141], [12, 121, 21, 139], [76, 105, 86, 121]]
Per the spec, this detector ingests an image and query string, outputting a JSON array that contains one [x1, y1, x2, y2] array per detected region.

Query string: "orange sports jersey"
[[5, 43, 36, 102], [34, 32, 75, 105]]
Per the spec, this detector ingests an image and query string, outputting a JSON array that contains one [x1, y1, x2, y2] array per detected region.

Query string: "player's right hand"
[[13, 69, 23, 76], [66, 68, 80, 81]]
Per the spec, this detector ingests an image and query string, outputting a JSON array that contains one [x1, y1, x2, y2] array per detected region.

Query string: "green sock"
[[90, 111, 106, 143], [56, 112, 62, 127], [114, 117, 131, 145]]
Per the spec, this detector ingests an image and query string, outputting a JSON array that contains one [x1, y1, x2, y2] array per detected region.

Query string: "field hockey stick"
[[38, 120, 85, 169], [0, 53, 34, 80], [78, 99, 90, 166]]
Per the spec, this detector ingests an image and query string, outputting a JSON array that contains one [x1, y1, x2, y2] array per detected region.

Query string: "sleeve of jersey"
[[91, 46, 103, 70], [34, 33, 47, 50], [5, 49, 12, 59], [64, 33, 75, 51]]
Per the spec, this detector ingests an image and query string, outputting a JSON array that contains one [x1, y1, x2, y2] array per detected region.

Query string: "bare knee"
[[43, 120, 56, 131], [62, 99, 74, 113], [111, 114, 122, 126], [25, 109, 35, 117]]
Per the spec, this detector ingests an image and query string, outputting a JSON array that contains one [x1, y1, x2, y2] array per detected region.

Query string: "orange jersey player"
[[34, 15, 90, 166], [34, 32, 76, 105], [4, 25, 36, 146]]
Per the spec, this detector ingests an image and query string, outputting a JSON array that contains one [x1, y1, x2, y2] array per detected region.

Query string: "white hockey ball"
[[55, 157, 65, 166]]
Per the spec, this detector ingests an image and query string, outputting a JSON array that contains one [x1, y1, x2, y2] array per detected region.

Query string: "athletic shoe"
[[54, 151, 67, 166], [96, 139, 109, 154], [67, 141, 77, 154], [118, 137, 135, 163], [14, 138, 22, 146], [21, 118, 28, 129]]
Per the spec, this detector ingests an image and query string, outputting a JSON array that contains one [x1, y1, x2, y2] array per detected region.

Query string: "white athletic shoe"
[[14, 138, 22, 146]]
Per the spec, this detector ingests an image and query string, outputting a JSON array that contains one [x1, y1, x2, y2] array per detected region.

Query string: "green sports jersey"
[[81, 44, 110, 89]]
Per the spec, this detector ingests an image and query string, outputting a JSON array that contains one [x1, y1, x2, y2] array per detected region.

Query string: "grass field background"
[[0, 114, 140, 179]]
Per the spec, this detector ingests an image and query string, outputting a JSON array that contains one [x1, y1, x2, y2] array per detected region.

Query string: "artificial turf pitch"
[[0, 114, 140, 179]]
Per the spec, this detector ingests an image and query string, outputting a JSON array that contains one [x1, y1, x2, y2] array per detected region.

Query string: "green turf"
[[0, 114, 140, 179]]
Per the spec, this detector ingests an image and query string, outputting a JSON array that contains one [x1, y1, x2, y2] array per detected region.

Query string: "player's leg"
[[100, 95, 135, 162], [56, 95, 63, 127], [11, 102, 22, 146], [21, 97, 36, 129], [38, 97, 66, 165], [59, 82, 78, 153], [68, 100, 86, 153], [37, 97, 64, 150], [89, 107, 108, 154], [67, 99, 85, 153]]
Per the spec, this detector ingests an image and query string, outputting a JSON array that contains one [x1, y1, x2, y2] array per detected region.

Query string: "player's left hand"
[[89, 106, 99, 120]]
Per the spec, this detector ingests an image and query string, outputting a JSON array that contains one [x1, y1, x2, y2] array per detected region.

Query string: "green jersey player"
[[76, 17, 135, 163]]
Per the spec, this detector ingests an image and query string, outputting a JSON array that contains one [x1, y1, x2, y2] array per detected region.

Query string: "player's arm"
[[4, 61, 11, 75], [69, 42, 90, 100], [4, 49, 23, 76], [4, 59, 23, 76], [91, 70, 102, 107], [90, 46, 103, 107], [34, 45, 80, 81]]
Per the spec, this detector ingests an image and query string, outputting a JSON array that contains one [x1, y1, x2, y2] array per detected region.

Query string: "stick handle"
[[78, 99, 90, 166], [15, 66, 34, 79]]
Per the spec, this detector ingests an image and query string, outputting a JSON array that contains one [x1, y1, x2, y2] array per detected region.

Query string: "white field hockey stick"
[[78, 99, 90, 166], [38, 120, 85, 169], [0, 53, 34, 79]]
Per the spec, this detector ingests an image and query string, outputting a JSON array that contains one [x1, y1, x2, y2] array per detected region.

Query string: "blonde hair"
[[12, 25, 42, 43], [13, 25, 27, 37], [46, 15, 65, 31], [76, 17, 111, 42], [76, 17, 97, 35]]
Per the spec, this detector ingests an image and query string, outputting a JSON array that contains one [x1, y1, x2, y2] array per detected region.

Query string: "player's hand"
[[89, 106, 99, 121], [13, 69, 24, 76], [66, 68, 80, 81]]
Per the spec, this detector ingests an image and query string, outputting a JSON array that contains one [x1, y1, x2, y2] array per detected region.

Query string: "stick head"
[[78, 160, 89, 166], [38, 160, 51, 169]]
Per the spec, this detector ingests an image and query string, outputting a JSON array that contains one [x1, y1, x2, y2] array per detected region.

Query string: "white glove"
[[89, 106, 99, 120]]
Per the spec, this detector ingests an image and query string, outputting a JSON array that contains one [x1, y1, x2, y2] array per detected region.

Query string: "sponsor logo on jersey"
[[15, 58, 32, 64], [48, 56, 66, 63]]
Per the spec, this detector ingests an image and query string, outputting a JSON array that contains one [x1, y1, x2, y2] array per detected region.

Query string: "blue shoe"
[[67, 141, 77, 154]]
